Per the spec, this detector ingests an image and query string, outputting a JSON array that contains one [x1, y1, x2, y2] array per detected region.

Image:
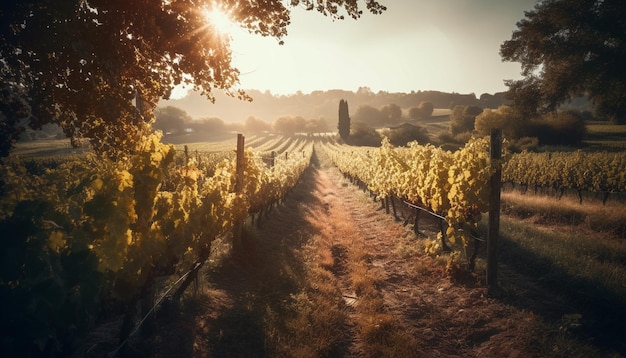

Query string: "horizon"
[[169, 86, 507, 101], [161, 86, 506, 123]]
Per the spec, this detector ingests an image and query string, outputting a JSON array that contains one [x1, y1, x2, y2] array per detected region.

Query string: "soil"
[[80, 147, 612, 357]]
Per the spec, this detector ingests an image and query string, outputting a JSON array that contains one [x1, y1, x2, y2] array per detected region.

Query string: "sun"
[[203, 6, 236, 37]]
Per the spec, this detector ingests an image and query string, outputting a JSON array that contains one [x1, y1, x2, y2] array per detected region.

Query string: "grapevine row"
[[502, 150, 626, 203], [323, 137, 495, 248], [0, 133, 312, 356]]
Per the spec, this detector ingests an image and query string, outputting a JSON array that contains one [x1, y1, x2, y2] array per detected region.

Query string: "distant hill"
[[158, 88, 510, 122]]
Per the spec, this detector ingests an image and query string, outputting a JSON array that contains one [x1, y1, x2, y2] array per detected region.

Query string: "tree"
[[348, 122, 382, 146], [408, 101, 434, 120], [190, 117, 225, 133], [154, 106, 191, 134], [244, 116, 271, 133], [418, 101, 434, 117], [408, 107, 423, 120], [338, 99, 351, 140], [383, 123, 429, 146], [353, 105, 383, 126], [0, 0, 386, 157], [500, 0, 626, 123], [305, 118, 330, 134], [449, 105, 483, 136], [380, 103, 402, 123], [474, 105, 521, 138], [274, 116, 306, 135]]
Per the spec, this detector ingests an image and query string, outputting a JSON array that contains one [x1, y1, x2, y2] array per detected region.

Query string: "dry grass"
[[492, 190, 626, 355], [586, 123, 626, 134], [502, 190, 626, 238]]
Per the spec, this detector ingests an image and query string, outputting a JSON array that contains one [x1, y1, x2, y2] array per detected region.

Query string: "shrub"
[[450, 105, 482, 135], [382, 123, 429, 146], [347, 122, 382, 146], [508, 136, 539, 153], [525, 111, 587, 146], [418, 101, 434, 117], [408, 101, 434, 120], [474, 105, 522, 139]]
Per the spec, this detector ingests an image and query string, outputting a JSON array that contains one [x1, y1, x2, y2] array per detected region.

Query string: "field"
[[4, 124, 626, 357], [584, 122, 626, 148]]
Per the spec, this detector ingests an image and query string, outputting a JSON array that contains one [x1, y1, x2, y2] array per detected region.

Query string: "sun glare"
[[204, 6, 236, 37]]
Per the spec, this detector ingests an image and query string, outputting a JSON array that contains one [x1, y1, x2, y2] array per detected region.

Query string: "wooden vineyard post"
[[487, 128, 503, 292], [233, 133, 245, 252]]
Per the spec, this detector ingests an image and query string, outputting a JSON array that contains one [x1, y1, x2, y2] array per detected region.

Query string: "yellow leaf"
[[48, 231, 66, 252]]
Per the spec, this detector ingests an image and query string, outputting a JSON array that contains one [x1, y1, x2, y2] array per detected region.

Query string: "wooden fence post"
[[233, 134, 245, 252], [270, 151, 275, 168], [487, 128, 502, 292]]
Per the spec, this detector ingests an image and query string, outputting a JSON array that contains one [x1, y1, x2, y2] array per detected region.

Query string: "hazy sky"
[[174, 0, 538, 98]]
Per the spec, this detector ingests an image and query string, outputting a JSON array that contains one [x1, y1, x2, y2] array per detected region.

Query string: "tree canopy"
[[500, 0, 626, 123], [0, 0, 386, 156]]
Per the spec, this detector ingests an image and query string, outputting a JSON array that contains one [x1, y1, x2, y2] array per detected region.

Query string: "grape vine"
[[502, 150, 626, 203], [323, 137, 496, 248], [0, 133, 312, 356]]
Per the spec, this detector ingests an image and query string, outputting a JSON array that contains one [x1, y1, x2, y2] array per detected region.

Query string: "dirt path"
[[307, 148, 534, 357], [147, 148, 553, 357]]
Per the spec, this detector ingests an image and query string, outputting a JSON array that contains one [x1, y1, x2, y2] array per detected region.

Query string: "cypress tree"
[[338, 99, 351, 141]]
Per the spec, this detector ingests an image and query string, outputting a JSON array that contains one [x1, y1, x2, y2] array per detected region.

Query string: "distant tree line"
[[163, 88, 514, 123], [153, 106, 330, 137]]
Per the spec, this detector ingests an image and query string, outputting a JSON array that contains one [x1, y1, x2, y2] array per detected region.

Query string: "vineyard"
[[2, 133, 626, 356], [0, 133, 313, 356], [321, 137, 494, 251], [502, 150, 626, 203]]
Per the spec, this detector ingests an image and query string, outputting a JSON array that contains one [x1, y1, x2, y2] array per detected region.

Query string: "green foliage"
[[501, 0, 626, 123]]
